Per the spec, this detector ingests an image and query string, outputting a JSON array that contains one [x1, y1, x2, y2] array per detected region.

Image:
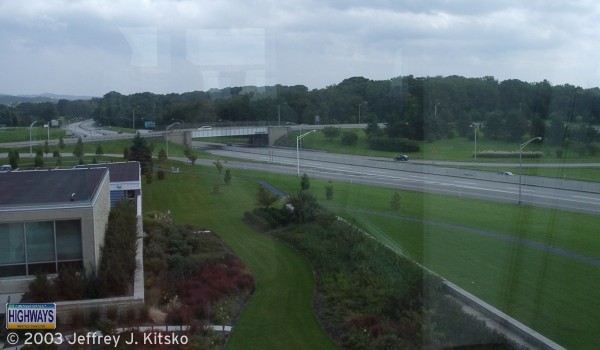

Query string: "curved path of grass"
[[142, 172, 338, 350]]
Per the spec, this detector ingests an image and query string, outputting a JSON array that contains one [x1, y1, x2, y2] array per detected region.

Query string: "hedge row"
[[368, 137, 421, 152], [475, 150, 544, 158]]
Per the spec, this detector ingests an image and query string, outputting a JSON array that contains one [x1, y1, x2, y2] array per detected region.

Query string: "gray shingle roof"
[[75, 161, 140, 182], [0, 168, 108, 207]]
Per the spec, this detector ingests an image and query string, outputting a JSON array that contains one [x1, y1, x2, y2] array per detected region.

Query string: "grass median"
[[142, 168, 337, 350]]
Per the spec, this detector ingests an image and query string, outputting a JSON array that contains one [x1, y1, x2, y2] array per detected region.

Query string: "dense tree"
[[8, 149, 19, 169], [300, 173, 310, 190], [257, 185, 279, 208], [129, 133, 153, 174], [73, 137, 85, 158]]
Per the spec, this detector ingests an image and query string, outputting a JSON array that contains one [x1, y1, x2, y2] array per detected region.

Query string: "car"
[[499, 171, 514, 176], [198, 125, 212, 130], [394, 154, 409, 161], [0, 165, 12, 173]]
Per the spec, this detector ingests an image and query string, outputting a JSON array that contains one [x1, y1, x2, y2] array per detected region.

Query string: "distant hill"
[[0, 93, 95, 105]]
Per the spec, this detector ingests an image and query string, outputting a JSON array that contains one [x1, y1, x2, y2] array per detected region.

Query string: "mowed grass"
[[142, 168, 338, 350], [144, 160, 598, 348], [292, 179, 598, 349]]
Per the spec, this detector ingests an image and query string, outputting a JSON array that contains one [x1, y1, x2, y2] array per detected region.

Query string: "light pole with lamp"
[[471, 123, 478, 160], [165, 122, 180, 158], [518, 136, 542, 205], [278, 103, 287, 126], [358, 101, 367, 124], [29, 120, 39, 157], [297, 130, 317, 176]]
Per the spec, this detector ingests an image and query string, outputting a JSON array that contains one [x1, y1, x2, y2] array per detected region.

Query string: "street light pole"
[[165, 122, 180, 158], [297, 130, 317, 176], [278, 103, 286, 126], [518, 136, 542, 205], [29, 120, 39, 157], [472, 123, 478, 160], [358, 101, 367, 124]]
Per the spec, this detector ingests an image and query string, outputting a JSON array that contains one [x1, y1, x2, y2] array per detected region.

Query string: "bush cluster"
[[167, 258, 254, 323], [247, 190, 516, 349], [368, 137, 420, 152], [475, 150, 544, 158]]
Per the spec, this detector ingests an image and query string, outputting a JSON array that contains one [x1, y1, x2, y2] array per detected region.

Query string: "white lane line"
[[572, 195, 600, 202]]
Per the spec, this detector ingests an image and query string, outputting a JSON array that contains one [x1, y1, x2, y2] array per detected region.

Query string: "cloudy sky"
[[2, 0, 600, 96]]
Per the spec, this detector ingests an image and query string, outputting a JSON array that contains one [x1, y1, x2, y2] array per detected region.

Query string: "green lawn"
[[0, 126, 65, 143], [142, 169, 338, 350], [143, 162, 599, 349]]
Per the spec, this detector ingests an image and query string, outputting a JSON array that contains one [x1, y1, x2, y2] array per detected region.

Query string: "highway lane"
[[201, 146, 600, 215]]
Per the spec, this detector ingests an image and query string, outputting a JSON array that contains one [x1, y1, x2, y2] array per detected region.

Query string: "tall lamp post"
[[471, 123, 478, 160], [29, 120, 39, 157], [165, 122, 180, 158], [518, 136, 542, 205], [297, 130, 317, 176], [358, 101, 368, 124], [278, 102, 287, 126]]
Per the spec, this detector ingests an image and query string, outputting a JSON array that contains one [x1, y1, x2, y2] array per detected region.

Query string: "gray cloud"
[[1, 0, 600, 96]]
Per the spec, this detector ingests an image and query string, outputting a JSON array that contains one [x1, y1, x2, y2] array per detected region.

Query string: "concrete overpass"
[[166, 125, 290, 147]]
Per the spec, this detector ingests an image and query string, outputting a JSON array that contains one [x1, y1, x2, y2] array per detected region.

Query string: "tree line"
[[2, 75, 600, 146]]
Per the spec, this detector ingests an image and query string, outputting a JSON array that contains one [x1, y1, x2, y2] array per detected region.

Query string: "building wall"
[[89, 171, 111, 272], [0, 171, 111, 292]]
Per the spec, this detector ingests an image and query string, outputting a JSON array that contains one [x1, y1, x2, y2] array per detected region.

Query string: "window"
[[0, 219, 82, 277]]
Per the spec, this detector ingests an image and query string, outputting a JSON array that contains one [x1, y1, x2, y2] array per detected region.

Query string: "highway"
[[199, 145, 600, 215]]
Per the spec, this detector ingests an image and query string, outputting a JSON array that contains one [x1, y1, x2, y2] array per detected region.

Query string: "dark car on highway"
[[394, 154, 409, 161]]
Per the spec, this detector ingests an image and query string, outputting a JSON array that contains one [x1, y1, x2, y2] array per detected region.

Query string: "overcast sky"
[[2, 0, 600, 97]]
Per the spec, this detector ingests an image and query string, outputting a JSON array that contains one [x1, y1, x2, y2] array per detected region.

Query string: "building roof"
[[75, 161, 140, 182], [0, 168, 108, 207]]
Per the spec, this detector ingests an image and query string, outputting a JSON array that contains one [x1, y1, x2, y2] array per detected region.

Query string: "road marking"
[[572, 195, 600, 202]]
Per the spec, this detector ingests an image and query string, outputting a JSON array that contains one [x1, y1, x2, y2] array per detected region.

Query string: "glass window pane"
[[56, 220, 83, 260], [25, 221, 55, 263], [0, 223, 26, 264], [28, 262, 57, 275], [0, 265, 27, 277]]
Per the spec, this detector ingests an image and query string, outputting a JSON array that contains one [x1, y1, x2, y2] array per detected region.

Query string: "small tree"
[[123, 147, 130, 160], [96, 144, 104, 156], [300, 173, 310, 190], [213, 160, 224, 174], [8, 149, 19, 169], [322, 126, 341, 141], [188, 153, 198, 166], [157, 168, 166, 180], [55, 153, 62, 166], [257, 185, 280, 208], [44, 140, 50, 155], [92, 156, 97, 164], [158, 148, 167, 162], [52, 150, 60, 158], [73, 137, 85, 158], [224, 169, 232, 185], [325, 181, 334, 200], [58, 135, 65, 149], [341, 131, 358, 145], [34, 153, 44, 168], [390, 191, 401, 212], [78, 157, 85, 165], [146, 170, 153, 184]]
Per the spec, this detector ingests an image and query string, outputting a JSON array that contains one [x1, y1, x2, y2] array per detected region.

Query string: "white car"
[[198, 125, 212, 130], [499, 171, 514, 176]]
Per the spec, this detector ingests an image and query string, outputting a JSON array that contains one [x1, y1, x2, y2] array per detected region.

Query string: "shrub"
[[476, 150, 544, 158], [157, 168, 166, 180], [341, 131, 358, 145], [368, 137, 420, 152]]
